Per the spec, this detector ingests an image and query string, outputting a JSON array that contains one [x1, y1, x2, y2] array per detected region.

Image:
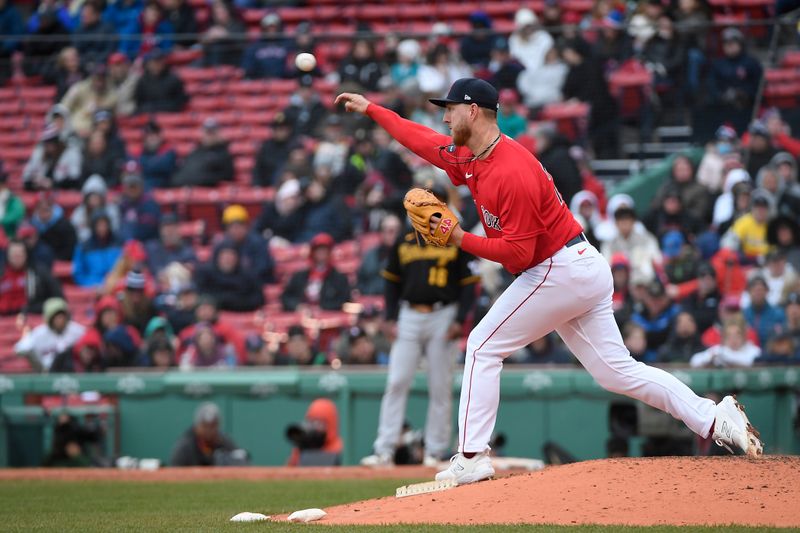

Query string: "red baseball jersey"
[[367, 104, 583, 274]]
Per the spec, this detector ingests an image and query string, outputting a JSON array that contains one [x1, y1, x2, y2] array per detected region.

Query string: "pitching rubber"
[[395, 479, 456, 498]]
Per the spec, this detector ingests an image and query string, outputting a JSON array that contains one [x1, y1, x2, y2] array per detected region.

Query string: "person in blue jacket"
[[139, 120, 176, 188], [118, 1, 174, 60], [72, 211, 123, 287]]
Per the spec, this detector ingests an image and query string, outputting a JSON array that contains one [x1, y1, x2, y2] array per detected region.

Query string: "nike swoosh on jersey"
[[465, 173, 473, 179]]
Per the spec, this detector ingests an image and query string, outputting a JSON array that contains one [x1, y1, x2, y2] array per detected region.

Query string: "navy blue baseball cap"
[[429, 78, 499, 111]]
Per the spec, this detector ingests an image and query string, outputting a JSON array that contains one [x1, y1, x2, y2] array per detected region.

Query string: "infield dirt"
[[312, 456, 800, 527]]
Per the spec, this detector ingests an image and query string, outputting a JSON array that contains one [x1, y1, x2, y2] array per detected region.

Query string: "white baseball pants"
[[374, 303, 459, 458], [458, 243, 716, 453]]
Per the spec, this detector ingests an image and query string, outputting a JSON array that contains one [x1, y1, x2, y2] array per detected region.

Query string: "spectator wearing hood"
[[23, 125, 83, 190], [94, 294, 124, 337], [770, 152, 800, 218], [214, 204, 274, 283], [194, 243, 265, 312], [134, 49, 188, 113], [767, 215, 800, 272], [119, 1, 174, 60], [697, 124, 742, 194], [283, 74, 328, 137], [252, 113, 294, 187], [561, 37, 619, 158], [509, 8, 553, 72], [242, 13, 293, 79], [569, 190, 602, 249], [337, 38, 384, 92], [691, 317, 760, 368], [0, 163, 24, 237], [287, 398, 343, 467], [14, 297, 86, 372], [255, 178, 305, 244], [51, 328, 105, 373], [517, 45, 567, 109], [72, 211, 123, 287], [179, 322, 237, 369], [104, 323, 142, 367], [724, 190, 772, 261], [652, 155, 710, 224], [459, 11, 500, 68], [0, 239, 62, 315], [743, 276, 786, 346], [145, 212, 197, 277], [60, 65, 118, 137], [282, 233, 352, 312], [533, 124, 582, 207], [138, 120, 176, 188], [391, 39, 421, 89], [644, 187, 704, 240], [73, 0, 117, 66], [30, 193, 77, 261], [172, 118, 234, 187], [140, 315, 177, 367], [296, 177, 352, 243], [707, 28, 762, 116], [71, 174, 121, 243], [712, 168, 752, 229], [118, 163, 161, 242]]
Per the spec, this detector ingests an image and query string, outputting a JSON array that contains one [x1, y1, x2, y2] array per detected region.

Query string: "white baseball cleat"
[[712, 395, 763, 458], [435, 451, 494, 485], [360, 453, 393, 467]]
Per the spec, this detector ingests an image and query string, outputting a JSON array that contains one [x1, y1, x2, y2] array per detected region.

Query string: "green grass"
[[0, 479, 793, 532]]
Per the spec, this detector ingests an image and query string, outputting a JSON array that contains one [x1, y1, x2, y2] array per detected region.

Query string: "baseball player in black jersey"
[[361, 188, 479, 466]]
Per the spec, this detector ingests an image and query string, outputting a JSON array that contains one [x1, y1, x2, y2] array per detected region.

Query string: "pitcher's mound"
[[323, 456, 800, 527]]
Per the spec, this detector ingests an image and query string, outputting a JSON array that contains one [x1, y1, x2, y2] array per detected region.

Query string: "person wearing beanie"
[[118, 269, 157, 333], [214, 204, 274, 283], [14, 297, 86, 372], [281, 232, 352, 311], [72, 211, 123, 287], [70, 174, 121, 242], [103, 324, 142, 367]]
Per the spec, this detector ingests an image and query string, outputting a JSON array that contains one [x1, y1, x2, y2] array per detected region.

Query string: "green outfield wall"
[[1, 367, 798, 467]]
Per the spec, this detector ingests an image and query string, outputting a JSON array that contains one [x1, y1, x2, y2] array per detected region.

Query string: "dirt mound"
[[319, 456, 800, 527]]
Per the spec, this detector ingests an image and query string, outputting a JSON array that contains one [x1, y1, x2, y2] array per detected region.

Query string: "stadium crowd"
[[0, 0, 799, 373]]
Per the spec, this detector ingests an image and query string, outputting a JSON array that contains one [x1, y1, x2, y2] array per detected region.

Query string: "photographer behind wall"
[[170, 402, 249, 466], [286, 398, 342, 467]]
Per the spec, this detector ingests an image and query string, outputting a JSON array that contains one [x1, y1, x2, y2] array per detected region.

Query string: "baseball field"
[[1, 457, 798, 532]]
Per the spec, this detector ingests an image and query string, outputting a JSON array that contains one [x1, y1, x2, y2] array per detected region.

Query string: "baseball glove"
[[403, 188, 460, 247]]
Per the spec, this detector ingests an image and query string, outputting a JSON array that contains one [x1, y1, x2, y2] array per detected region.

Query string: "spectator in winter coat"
[[30, 193, 77, 261], [296, 178, 352, 243], [337, 39, 384, 92], [651, 155, 710, 224], [0, 239, 62, 315], [509, 8, 553, 72], [0, 165, 24, 237], [179, 322, 238, 369], [138, 121, 176, 188], [459, 11, 500, 68], [252, 113, 293, 186], [771, 152, 800, 219], [80, 130, 124, 186], [118, 270, 157, 334], [282, 233, 352, 311], [176, 295, 246, 362], [283, 74, 328, 137], [0, 0, 23, 81], [630, 281, 682, 361], [73, 1, 117, 66], [170, 402, 244, 466], [707, 28, 762, 112], [23, 125, 83, 191], [680, 262, 723, 333], [14, 297, 86, 372], [195, 244, 264, 312], [517, 46, 567, 109], [569, 190, 602, 248], [601, 207, 663, 284], [16, 222, 55, 270], [534, 124, 582, 207], [644, 187, 704, 240], [691, 317, 760, 368], [103, 323, 142, 367], [61, 66, 119, 138], [118, 164, 161, 242], [357, 214, 401, 295], [657, 311, 705, 363], [745, 121, 777, 179], [50, 328, 105, 373], [172, 118, 234, 187], [200, 0, 245, 67], [215, 205, 274, 282], [767, 215, 800, 273], [255, 178, 305, 244], [145, 212, 197, 279], [119, 1, 174, 60], [46, 45, 84, 101], [162, 0, 197, 47], [71, 174, 121, 243], [102, 0, 142, 35], [72, 212, 123, 287], [242, 13, 293, 79], [134, 49, 188, 113]]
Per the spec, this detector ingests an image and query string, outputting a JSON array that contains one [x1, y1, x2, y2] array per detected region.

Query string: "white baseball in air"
[[230, 512, 270, 522], [295, 52, 317, 72], [287, 508, 327, 523]]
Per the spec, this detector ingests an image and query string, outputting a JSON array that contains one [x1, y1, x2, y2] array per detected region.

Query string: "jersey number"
[[539, 161, 564, 206], [428, 267, 449, 288]]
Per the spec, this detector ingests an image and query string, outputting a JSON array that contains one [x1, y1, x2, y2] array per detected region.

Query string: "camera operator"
[[286, 398, 342, 467], [170, 402, 249, 466]]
